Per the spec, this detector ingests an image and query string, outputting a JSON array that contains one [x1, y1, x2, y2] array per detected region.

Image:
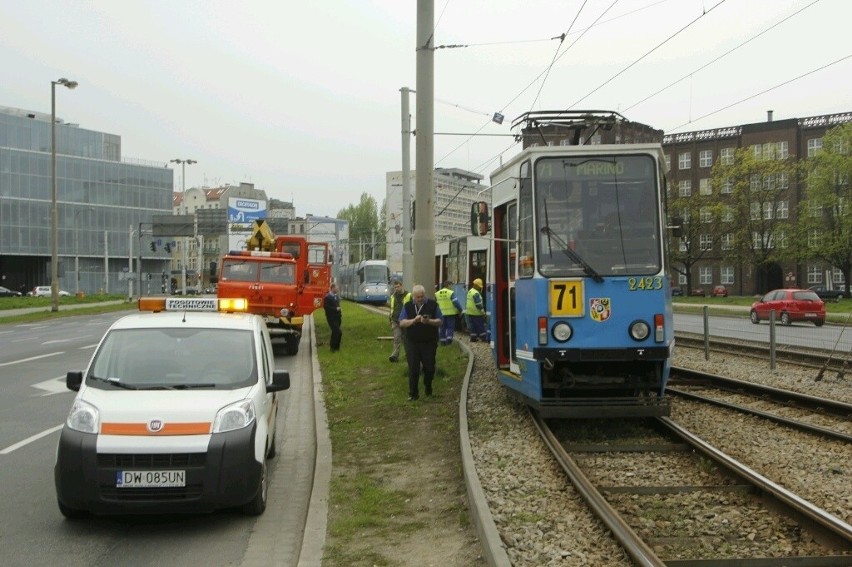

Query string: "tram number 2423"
[[549, 277, 665, 316]]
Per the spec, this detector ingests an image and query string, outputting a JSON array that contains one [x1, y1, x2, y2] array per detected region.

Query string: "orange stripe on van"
[[101, 422, 211, 435]]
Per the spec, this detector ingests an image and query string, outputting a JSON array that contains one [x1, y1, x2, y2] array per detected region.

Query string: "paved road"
[[0, 300, 130, 319]]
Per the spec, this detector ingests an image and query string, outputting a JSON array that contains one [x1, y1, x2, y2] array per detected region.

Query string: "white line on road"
[[0, 352, 64, 367], [0, 424, 63, 455]]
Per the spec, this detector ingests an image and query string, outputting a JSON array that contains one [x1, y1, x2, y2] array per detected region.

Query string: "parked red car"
[[750, 289, 825, 327], [711, 285, 728, 297]]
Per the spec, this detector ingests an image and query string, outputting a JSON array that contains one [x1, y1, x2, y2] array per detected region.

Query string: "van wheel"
[[267, 431, 277, 459], [242, 460, 268, 516]]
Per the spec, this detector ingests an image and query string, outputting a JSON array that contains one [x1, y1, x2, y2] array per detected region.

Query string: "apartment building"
[[385, 167, 484, 275], [663, 111, 851, 294]]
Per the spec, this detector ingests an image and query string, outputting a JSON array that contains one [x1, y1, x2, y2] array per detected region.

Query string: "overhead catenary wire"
[[528, 0, 590, 111], [665, 52, 852, 132], [624, 0, 823, 114], [566, 0, 729, 110], [431, 0, 841, 187], [436, 0, 676, 173]]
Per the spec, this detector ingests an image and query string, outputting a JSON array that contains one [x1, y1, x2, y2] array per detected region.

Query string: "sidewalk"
[[0, 300, 129, 320]]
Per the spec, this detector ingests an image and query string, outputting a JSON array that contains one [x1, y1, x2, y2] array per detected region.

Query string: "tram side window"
[[448, 241, 460, 284], [518, 161, 534, 278]]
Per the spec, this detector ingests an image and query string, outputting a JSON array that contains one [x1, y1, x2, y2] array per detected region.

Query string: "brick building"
[[663, 111, 851, 295]]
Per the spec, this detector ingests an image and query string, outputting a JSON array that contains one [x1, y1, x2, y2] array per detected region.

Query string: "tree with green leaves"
[[796, 122, 852, 297], [711, 146, 796, 294], [337, 192, 381, 262], [668, 179, 723, 293]]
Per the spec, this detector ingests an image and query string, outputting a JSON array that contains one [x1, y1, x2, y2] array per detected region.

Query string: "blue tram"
[[475, 113, 680, 418], [435, 236, 489, 297], [338, 260, 390, 304]]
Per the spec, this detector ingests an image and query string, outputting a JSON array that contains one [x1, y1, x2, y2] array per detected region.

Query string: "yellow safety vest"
[[435, 288, 459, 316], [466, 288, 484, 316]]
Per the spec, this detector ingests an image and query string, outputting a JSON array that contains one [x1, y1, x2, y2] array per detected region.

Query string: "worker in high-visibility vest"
[[435, 280, 463, 346], [387, 278, 411, 362], [466, 278, 489, 342]]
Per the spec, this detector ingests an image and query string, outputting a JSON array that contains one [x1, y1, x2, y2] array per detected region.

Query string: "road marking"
[[33, 376, 69, 396], [0, 424, 63, 455], [0, 352, 64, 367]]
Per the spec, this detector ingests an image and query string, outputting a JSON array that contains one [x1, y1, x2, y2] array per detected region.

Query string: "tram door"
[[493, 201, 518, 372]]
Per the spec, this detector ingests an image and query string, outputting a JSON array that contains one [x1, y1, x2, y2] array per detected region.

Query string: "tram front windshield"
[[360, 265, 388, 283], [535, 155, 661, 277]]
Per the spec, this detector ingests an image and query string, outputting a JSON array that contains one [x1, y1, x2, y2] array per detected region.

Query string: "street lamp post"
[[51, 77, 78, 312], [74, 207, 94, 295], [169, 159, 196, 294]]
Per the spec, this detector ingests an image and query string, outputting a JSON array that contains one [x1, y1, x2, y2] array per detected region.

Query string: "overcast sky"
[[2, 0, 850, 218]]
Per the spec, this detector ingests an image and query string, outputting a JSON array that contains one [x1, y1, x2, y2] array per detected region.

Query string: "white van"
[[54, 297, 290, 517]]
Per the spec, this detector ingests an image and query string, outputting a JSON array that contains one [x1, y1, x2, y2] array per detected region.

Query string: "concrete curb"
[[298, 314, 331, 567], [456, 339, 512, 566]]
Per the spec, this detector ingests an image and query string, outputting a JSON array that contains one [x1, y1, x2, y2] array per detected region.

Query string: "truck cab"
[[217, 250, 303, 355]]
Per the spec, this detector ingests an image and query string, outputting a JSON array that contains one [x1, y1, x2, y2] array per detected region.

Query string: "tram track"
[[533, 412, 852, 565], [668, 368, 852, 443], [675, 332, 852, 374]]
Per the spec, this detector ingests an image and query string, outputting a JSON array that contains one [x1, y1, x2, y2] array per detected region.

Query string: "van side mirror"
[[471, 202, 490, 236]]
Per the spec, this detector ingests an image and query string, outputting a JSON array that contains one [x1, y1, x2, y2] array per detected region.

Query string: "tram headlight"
[[551, 322, 572, 342], [629, 320, 651, 341]]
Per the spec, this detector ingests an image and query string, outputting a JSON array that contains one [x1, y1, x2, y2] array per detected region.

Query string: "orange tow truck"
[[217, 220, 330, 355]]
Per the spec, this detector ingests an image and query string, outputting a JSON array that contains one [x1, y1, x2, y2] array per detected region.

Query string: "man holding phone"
[[398, 284, 443, 401]]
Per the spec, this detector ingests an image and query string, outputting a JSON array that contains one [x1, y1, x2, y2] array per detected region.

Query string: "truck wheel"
[[285, 338, 300, 356]]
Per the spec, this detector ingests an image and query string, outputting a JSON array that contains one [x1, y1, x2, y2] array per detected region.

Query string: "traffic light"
[[150, 242, 156, 252], [164, 243, 172, 253]]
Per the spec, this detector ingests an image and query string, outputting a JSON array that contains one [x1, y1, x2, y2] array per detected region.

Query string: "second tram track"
[[534, 413, 852, 565]]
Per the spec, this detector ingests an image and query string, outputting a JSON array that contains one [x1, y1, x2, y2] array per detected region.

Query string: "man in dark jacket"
[[398, 284, 443, 400], [323, 283, 342, 351]]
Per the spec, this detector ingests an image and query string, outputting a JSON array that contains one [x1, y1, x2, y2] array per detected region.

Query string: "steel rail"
[[656, 417, 852, 545], [530, 409, 666, 567]]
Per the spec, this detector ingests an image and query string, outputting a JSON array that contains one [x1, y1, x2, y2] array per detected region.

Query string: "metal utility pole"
[[400, 86, 414, 290], [128, 225, 134, 301], [50, 77, 78, 311], [170, 158, 196, 295], [414, 0, 435, 297]]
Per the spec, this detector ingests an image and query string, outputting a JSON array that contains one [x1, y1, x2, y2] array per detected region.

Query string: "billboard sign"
[[227, 198, 267, 225]]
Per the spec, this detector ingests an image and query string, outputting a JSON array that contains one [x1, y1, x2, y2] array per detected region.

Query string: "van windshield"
[[88, 328, 257, 390]]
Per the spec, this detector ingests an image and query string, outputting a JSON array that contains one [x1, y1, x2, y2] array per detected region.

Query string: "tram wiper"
[[540, 226, 603, 283]]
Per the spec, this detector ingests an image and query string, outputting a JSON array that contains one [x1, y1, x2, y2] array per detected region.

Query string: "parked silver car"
[[31, 286, 71, 297]]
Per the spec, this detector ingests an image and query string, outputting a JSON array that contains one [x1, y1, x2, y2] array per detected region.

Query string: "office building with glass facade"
[[0, 106, 173, 295]]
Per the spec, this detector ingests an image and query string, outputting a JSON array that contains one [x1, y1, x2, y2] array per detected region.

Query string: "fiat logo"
[[147, 419, 164, 433]]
